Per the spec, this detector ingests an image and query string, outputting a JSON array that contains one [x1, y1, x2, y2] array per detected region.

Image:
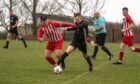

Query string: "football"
[[53, 66, 62, 74]]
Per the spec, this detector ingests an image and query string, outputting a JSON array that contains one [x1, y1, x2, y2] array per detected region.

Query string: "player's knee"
[[130, 48, 135, 52], [119, 48, 124, 52], [45, 55, 50, 59], [56, 54, 61, 59]]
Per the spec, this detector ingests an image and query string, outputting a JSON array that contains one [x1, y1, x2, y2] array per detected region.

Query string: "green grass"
[[0, 40, 140, 84]]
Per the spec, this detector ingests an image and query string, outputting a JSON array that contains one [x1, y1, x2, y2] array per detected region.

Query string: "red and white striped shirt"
[[122, 15, 134, 36], [38, 21, 75, 42]]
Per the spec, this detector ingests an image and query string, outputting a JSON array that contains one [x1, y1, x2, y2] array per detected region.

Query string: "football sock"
[[134, 48, 140, 52], [86, 56, 92, 66], [119, 52, 124, 62], [6, 41, 9, 47], [102, 46, 112, 56], [3, 41, 9, 48], [21, 38, 27, 48], [57, 52, 68, 65], [46, 57, 56, 65], [92, 46, 98, 59]]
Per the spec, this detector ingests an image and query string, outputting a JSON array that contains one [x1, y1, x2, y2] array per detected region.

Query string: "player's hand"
[[62, 28, 67, 31], [86, 34, 93, 43], [121, 29, 126, 33], [93, 29, 96, 32], [38, 38, 44, 42], [86, 37, 92, 43], [12, 26, 15, 28]]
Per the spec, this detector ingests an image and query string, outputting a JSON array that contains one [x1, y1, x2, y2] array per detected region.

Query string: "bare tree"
[[56, 0, 107, 16]]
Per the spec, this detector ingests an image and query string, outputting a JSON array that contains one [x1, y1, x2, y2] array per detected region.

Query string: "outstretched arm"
[[37, 27, 44, 42], [49, 21, 75, 27], [66, 21, 88, 31]]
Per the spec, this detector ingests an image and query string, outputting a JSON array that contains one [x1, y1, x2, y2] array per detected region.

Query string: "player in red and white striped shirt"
[[114, 7, 140, 64], [38, 16, 75, 67]]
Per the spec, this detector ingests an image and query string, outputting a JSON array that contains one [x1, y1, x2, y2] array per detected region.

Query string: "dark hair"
[[10, 9, 13, 12], [40, 15, 47, 21], [74, 13, 81, 17], [122, 7, 128, 11]]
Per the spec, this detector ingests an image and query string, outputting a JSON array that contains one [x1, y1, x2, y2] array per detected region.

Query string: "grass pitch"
[[0, 40, 140, 84]]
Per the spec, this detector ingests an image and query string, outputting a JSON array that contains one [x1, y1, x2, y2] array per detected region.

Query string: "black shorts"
[[70, 40, 87, 54], [8, 28, 19, 36], [95, 33, 106, 46]]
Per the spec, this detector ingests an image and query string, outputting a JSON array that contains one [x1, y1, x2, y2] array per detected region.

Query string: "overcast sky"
[[102, 0, 140, 24], [1, 0, 140, 25]]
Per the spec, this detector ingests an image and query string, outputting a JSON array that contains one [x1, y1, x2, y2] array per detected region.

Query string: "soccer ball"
[[53, 66, 62, 74]]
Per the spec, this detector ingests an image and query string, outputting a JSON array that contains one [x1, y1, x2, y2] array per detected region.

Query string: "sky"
[[102, 0, 140, 24]]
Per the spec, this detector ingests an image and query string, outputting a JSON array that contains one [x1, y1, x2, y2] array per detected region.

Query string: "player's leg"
[[128, 36, 140, 52], [91, 35, 99, 60], [54, 39, 63, 59], [16, 31, 27, 48], [82, 53, 93, 72], [54, 39, 66, 69], [100, 33, 113, 60], [57, 45, 75, 69], [45, 42, 58, 67], [45, 49, 58, 67], [3, 32, 12, 48], [91, 45, 99, 60], [114, 42, 126, 64], [55, 49, 62, 59], [130, 46, 140, 52], [79, 44, 93, 72]]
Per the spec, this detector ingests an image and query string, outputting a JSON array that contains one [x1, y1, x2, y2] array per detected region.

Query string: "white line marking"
[[63, 51, 131, 84]]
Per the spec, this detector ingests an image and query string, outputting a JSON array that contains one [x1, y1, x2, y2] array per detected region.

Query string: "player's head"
[[94, 11, 100, 19], [10, 9, 14, 16], [40, 15, 47, 25], [122, 7, 128, 16], [73, 13, 82, 23]]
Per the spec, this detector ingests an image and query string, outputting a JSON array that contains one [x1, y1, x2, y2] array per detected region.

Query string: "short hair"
[[40, 15, 47, 21], [10, 9, 13, 12], [122, 7, 128, 11], [74, 13, 81, 17]]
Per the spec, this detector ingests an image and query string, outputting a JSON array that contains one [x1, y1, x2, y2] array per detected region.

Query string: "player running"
[[57, 13, 93, 72], [114, 7, 140, 64], [37, 16, 75, 68], [3, 9, 27, 49], [90, 11, 113, 61]]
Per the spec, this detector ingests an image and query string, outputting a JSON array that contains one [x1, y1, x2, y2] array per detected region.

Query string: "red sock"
[[46, 57, 56, 65], [134, 48, 140, 52], [119, 52, 124, 61]]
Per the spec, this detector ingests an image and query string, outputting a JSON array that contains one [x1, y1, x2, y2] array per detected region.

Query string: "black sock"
[[21, 38, 27, 47], [101, 46, 112, 56], [5, 41, 9, 47], [92, 46, 98, 59], [86, 56, 92, 66], [57, 52, 68, 65]]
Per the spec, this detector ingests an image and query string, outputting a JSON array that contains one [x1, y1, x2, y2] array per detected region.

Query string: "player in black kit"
[[3, 9, 27, 49], [57, 13, 93, 71]]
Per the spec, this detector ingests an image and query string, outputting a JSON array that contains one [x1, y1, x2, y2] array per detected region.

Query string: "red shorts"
[[122, 36, 134, 47], [46, 39, 63, 51]]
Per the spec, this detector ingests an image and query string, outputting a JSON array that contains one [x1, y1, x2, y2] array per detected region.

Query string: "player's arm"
[[49, 21, 75, 27], [122, 17, 134, 33], [94, 18, 105, 32], [66, 21, 88, 31], [37, 27, 44, 42], [95, 26, 104, 31], [123, 24, 134, 32]]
